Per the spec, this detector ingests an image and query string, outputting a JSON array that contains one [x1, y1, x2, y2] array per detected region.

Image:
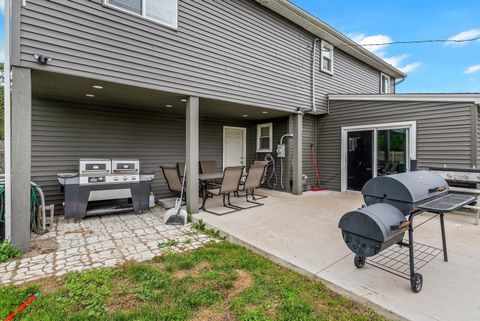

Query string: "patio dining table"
[[199, 172, 224, 210]]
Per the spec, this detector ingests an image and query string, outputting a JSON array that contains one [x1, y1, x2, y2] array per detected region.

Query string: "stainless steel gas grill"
[[58, 159, 154, 219], [430, 166, 480, 224], [339, 171, 475, 292]]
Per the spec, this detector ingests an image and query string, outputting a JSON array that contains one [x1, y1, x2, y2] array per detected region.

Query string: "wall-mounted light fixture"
[[33, 53, 53, 65]]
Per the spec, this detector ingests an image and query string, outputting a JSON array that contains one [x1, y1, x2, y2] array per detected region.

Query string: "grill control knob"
[[123, 176, 128, 181], [132, 176, 137, 180], [114, 177, 119, 181]]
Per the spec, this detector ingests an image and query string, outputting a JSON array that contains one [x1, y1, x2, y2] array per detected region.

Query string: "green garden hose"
[[0, 180, 43, 233]]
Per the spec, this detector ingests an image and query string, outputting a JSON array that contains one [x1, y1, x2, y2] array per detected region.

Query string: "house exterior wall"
[[302, 114, 317, 188], [317, 99, 475, 191], [16, 0, 391, 115], [255, 118, 289, 190], [31, 97, 259, 208]]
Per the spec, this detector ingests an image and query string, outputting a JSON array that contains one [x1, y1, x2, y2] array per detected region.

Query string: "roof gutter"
[[256, 0, 406, 79]]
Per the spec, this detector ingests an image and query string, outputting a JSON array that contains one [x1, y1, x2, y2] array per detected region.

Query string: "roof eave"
[[328, 93, 480, 104], [256, 0, 407, 79]]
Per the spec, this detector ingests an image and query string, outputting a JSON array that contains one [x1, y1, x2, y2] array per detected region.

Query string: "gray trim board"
[[11, 67, 32, 251], [186, 97, 200, 213], [292, 113, 303, 195], [471, 105, 478, 167]]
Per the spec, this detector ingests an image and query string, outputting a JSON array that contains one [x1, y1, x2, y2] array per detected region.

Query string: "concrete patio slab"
[[194, 189, 480, 321]]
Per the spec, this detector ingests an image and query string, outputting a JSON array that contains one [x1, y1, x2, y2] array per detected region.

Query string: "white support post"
[[186, 97, 199, 214]]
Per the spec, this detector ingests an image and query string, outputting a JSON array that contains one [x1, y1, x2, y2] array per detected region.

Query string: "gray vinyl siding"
[[256, 118, 289, 190], [317, 100, 474, 191], [31, 97, 258, 209], [17, 0, 388, 114], [477, 106, 480, 166], [302, 114, 317, 187], [315, 50, 385, 110]]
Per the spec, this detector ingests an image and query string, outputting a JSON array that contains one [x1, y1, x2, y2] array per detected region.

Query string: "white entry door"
[[223, 126, 246, 168]]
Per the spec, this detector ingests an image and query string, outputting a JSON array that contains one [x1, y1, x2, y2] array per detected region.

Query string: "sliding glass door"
[[377, 128, 408, 176], [347, 130, 373, 191], [342, 122, 415, 192]]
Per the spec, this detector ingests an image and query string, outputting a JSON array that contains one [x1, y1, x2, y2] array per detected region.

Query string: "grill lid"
[[362, 170, 448, 206], [338, 203, 405, 242]]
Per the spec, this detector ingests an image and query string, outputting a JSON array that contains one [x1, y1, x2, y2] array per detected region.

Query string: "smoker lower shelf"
[[365, 241, 443, 280]]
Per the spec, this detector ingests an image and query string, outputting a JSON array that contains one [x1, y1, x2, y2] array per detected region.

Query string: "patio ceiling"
[[32, 70, 291, 121]]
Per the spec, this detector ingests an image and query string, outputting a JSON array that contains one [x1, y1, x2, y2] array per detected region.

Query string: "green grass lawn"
[[0, 242, 387, 321]]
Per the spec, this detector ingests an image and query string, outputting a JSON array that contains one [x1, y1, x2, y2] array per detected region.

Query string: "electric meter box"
[[277, 144, 286, 158]]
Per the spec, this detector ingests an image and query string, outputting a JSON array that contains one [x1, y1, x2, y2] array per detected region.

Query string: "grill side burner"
[[338, 170, 475, 292], [58, 159, 154, 219]]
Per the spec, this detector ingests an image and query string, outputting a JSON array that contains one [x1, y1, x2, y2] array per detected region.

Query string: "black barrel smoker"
[[339, 171, 474, 292]]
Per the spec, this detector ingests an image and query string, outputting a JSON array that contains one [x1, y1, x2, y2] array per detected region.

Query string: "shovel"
[[164, 163, 188, 225]]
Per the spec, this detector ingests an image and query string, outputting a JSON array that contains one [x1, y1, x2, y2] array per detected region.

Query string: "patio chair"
[[236, 164, 267, 208], [176, 162, 186, 178], [200, 160, 218, 174], [249, 161, 269, 199], [160, 166, 186, 203], [202, 166, 244, 215], [201, 160, 222, 188]]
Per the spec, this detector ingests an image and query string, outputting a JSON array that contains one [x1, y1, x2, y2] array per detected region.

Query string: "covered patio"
[[195, 189, 480, 321], [8, 69, 304, 251]]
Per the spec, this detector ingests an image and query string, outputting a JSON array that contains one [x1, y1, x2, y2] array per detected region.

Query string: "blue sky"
[[1, 1, 479, 93], [291, 0, 480, 93]]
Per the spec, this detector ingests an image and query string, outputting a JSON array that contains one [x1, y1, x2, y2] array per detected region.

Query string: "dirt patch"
[[191, 307, 237, 321], [227, 270, 253, 300], [107, 278, 143, 311], [23, 237, 59, 258], [191, 269, 253, 321], [173, 261, 212, 279], [22, 275, 64, 293]]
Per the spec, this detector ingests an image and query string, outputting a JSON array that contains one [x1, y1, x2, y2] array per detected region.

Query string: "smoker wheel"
[[354, 255, 366, 268], [410, 273, 423, 293]]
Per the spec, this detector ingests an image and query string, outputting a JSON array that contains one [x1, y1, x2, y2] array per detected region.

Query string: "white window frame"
[[340, 121, 417, 192], [256, 122, 273, 153], [320, 40, 334, 75], [380, 73, 391, 94], [103, 0, 178, 29]]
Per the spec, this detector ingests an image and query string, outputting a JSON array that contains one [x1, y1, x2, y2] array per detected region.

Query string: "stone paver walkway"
[[0, 208, 213, 285]]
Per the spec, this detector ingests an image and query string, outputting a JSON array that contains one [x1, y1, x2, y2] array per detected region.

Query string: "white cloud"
[[349, 33, 392, 56], [399, 62, 422, 73], [383, 54, 409, 67], [349, 33, 421, 74], [447, 28, 480, 46], [465, 64, 480, 74], [0, 2, 4, 13]]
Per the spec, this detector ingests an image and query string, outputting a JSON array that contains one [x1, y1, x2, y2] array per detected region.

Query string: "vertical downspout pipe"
[[309, 38, 320, 113], [4, 0, 12, 241]]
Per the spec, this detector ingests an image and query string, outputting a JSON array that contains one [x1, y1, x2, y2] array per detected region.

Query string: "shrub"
[[0, 241, 22, 263]]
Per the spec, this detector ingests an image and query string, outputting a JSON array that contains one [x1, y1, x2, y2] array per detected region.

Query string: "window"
[[256, 123, 273, 152], [105, 0, 178, 28], [380, 73, 391, 94], [321, 40, 334, 74]]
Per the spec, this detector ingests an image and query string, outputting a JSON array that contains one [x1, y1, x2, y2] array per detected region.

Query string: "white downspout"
[[308, 38, 320, 113], [4, 0, 12, 240]]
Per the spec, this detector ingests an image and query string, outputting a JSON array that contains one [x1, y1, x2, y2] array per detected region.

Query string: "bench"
[[449, 186, 480, 225]]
